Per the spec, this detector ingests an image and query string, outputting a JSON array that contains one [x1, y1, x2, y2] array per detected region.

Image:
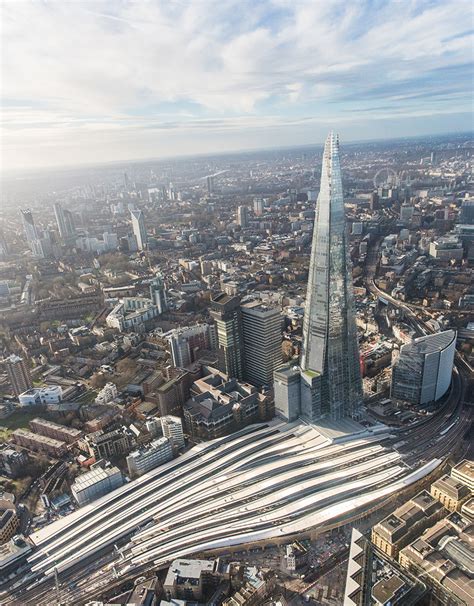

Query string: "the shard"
[[300, 132, 362, 421]]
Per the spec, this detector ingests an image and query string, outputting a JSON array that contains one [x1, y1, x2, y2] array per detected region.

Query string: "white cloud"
[[1, 0, 472, 170]]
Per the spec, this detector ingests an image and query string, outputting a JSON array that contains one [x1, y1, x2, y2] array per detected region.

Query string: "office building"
[[278, 133, 363, 423], [166, 324, 215, 368], [163, 559, 217, 602], [206, 175, 214, 195], [161, 415, 185, 450], [53, 203, 76, 241], [184, 369, 273, 441], [430, 475, 470, 512], [273, 365, 302, 421], [237, 205, 249, 227], [451, 459, 474, 492], [4, 355, 32, 397], [103, 231, 118, 251], [241, 301, 282, 387], [371, 491, 446, 559], [146, 370, 191, 418], [20, 208, 46, 258], [71, 466, 123, 506], [253, 197, 264, 216], [82, 428, 132, 460], [210, 293, 244, 380], [126, 437, 173, 478], [399, 204, 414, 225], [20, 208, 39, 249], [391, 330, 456, 406], [149, 275, 167, 314], [130, 209, 147, 250], [429, 236, 464, 261], [398, 516, 473, 606], [459, 199, 474, 225]]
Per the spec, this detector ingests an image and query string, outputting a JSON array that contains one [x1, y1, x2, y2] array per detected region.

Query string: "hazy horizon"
[[2, 0, 473, 173]]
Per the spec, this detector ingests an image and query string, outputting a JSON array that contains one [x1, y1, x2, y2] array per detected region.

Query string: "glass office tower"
[[300, 132, 362, 420]]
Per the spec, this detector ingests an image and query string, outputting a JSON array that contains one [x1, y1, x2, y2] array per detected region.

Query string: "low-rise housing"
[[29, 418, 81, 444], [12, 429, 67, 457]]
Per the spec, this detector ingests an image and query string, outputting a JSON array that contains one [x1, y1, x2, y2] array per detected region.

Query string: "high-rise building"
[[206, 175, 214, 195], [20, 208, 44, 258], [273, 133, 362, 423], [300, 132, 362, 421], [274, 365, 302, 421], [210, 293, 244, 380], [53, 203, 76, 241], [0, 230, 9, 259], [241, 301, 282, 387], [253, 197, 264, 216], [237, 205, 249, 227], [166, 324, 214, 368], [459, 199, 474, 225], [4, 354, 32, 396], [20, 208, 38, 243], [130, 209, 147, 250], [161, 415, 185, 450], [391, 330, 456, 406], [149, 275, 167, 314]]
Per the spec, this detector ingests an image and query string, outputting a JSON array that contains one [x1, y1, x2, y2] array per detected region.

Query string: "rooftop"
[[452, 459, 474, 481], [164, 558, 215, 586], [372, 575, 405, 605], [72, 466, 121, 491], [401, 330, 456, 356]]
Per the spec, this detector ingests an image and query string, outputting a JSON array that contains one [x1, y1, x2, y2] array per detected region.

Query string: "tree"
[[90, 373, 108, 389]]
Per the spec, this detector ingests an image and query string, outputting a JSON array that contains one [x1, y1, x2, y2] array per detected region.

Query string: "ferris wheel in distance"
[[373, 167, 399, 189]]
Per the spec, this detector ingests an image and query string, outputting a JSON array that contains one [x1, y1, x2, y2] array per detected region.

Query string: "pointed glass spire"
[[300, 132, 362, 419]]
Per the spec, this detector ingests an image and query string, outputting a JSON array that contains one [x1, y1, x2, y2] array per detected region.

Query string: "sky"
[[1, 0, 473, 172]]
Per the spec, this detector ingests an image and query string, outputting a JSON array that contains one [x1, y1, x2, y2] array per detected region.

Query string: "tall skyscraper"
[[53, 203, 76, 241], [210, 293, 244, 380], [253, 197, 264, 216], [20, 208, 38, 243], [130, 209, 147, 250], [149, 275, 167, 314], [237, 205, 249, 227], [20, 208, 44, 258], [274, 132, 362, 423], [4, 354, 32, 396], [241, 301, 282, 387], [206, 175, 214, 195], [300, 132, 362, 420]]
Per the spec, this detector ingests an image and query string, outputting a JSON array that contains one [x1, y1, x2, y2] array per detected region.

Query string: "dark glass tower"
[[300, 132, 362, 420]]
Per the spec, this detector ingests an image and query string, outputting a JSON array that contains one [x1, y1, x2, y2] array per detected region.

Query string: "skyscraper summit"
[[275, 132, 362, 422]]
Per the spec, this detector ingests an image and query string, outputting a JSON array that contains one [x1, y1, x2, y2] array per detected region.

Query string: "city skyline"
[[2, 0, 473, 172]]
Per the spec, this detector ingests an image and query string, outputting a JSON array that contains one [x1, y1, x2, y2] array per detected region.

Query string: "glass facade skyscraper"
[[300, 132, 362, 420]]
